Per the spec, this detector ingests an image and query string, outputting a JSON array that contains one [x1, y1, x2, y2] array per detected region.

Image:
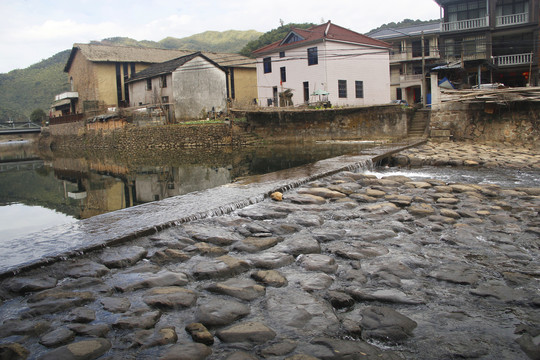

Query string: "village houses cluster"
[[51, 0, 539, 124]]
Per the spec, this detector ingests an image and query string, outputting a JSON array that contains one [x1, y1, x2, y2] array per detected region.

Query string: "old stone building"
[[62, 43, 256, 115]]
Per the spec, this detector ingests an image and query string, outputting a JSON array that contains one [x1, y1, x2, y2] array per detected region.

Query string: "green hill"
[[0, 50, 71, 122], [0, 30, 262, 121]]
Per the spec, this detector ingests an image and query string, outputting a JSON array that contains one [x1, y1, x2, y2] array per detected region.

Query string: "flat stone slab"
[[297, 254, 338, 274], [160, 342, 212, 360], [360, 306, 418, 342], [233, 237, 281, 253], [142, 287, 198, 309], [39, 338, 111, 360], [273, 232, 321, 256], [183, 224, 242, 246], [251, 270, 288, 287], [99, 246, 147, 268], [247, 252, 295, 269], [197, 298, 250, 327], [297, 187, 347, 199], [206, 278, 265, 301], [192, 255, 250, 280], [216, 322, 276, 344]]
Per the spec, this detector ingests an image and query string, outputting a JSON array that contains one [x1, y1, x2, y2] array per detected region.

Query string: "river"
[[0, 138, 379, 242]]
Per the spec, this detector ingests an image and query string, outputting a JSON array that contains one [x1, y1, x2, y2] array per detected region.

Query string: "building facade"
[[127, 53, 228, 121], [62, 44, 256, 115], [435, 0, 539, 87], [253, 21, 392, 107], [369, 23, 442, 105]]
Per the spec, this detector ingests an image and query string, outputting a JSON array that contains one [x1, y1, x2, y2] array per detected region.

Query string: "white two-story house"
[[253, 21, 392, 107]]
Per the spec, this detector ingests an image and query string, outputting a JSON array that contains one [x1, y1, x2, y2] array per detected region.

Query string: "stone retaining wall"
[[50, 123, 251, 151], [430, 102, 540, 145], [239, 105, 410, 142]]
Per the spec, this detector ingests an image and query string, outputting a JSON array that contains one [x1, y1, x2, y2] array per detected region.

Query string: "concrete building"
[[369, 23, 442, 105], [126, 52, 228, 121], [434, 0, 539, 87], [252, 21, 392, 107], [62, 43, 256, 115]]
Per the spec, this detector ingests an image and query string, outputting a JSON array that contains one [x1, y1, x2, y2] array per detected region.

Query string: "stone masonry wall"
[[50, 123, 248, 152], [430, 102, 540, 145], [240, 105, 410, 142]]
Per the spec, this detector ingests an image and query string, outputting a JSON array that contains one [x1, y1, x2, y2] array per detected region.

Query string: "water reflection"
[[0, 140, 375, 230]]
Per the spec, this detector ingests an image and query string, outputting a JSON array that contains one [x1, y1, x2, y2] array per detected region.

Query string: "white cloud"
[[0, 0, 441, 73]]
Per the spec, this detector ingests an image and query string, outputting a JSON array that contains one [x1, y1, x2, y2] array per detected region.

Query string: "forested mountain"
[[0, 30, 262, 121], [240, 23, 315, 57], [366, 18, 440, 35], [0, 20, 439, 122]]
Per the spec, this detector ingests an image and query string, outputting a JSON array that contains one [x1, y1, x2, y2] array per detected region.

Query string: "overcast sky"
[[0, 0, 441, 74]]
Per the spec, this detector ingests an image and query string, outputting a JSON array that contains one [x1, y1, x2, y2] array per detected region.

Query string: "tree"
[[30, 108, 47, 124], [239, 23, 315, 57]]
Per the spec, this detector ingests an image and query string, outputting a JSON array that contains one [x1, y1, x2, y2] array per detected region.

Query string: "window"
[[283, 32, 304, 44], [279, 51, 285, 58], [263, 57, 272, 73], [308, 47, 318, 66], [355, 81, 364, 98], [280, 67, 286, 83], [499, 0, 528, 16], [338, 80, 347, 98], [161, 75, 167, 88], [412, 39, 430, 58], [161, 96, 169, 103], [303, 81, 309, 103], [448, 1, 486, 22], [146, 78, 152, 91]]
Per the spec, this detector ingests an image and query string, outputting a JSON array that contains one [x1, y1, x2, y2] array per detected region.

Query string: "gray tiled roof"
[[368, 23, 441, 40], [126, 52, 226, 82], [64, 43, 255, 72]]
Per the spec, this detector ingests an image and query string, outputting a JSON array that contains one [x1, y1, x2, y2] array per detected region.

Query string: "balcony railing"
[[400, 74, 423, 84], [496, 12, 529, 27], [441, 16, 489, 32], [493, 53, 532, 67]]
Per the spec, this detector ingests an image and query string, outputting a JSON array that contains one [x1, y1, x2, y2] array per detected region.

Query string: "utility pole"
[[421, 31, 426, 107]]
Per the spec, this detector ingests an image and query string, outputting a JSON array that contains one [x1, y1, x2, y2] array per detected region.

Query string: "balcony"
[[390, 52, 408, 62], [441, 16, 489, 32], [493, 53, 532, 67], [496, 12, 529, 27], [54, 92, 79, 101], [400, 74, 423, 87]]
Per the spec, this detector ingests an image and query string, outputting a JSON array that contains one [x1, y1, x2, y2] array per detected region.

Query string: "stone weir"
[[1, 139, 539, 360], [0, 139, 425, 278]]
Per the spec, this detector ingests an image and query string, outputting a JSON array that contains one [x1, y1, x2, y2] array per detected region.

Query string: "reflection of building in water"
[[133, 165, 232, 202], [53, 157, 233, 219]]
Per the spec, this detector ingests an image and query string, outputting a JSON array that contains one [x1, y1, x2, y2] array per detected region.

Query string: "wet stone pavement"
[[1, 143, 540, 360]]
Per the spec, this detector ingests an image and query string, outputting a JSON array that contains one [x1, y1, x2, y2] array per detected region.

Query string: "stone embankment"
[[389, 141, 540, 169], [0, 142, 539, 360]]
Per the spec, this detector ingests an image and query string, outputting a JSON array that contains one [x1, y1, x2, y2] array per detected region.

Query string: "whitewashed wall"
[[129, 74, 173, 107], [172, 57, 227, 119], [256, 41, 390, 107]]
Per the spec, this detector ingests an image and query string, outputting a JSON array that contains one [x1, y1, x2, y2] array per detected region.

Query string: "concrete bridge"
[[0, 121, 41, 135]]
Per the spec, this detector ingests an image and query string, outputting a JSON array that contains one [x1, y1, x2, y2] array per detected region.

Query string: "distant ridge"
[[0, 30, 262, 121]]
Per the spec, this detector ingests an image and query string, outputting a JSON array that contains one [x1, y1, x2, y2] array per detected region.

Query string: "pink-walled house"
[[253, 21, 392, 107]]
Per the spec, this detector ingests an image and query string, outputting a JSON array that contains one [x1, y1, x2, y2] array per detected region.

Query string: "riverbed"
[[0, 140, 538, 360]]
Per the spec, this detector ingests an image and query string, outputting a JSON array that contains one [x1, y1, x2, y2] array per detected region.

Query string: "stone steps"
[[408, 110, 430, 138]]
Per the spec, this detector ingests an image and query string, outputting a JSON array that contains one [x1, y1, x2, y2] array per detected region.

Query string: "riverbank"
[[0, 141, 538, 360]]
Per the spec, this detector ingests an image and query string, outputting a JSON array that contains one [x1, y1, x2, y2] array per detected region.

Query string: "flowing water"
[[0, 139, 382, 273]]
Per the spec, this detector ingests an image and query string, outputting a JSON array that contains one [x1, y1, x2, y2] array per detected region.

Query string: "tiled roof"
[[64, 43, 255, 72], [252, 21, 391, 55], [368, 23, 441, 40], [126, 52, 226, 82]]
